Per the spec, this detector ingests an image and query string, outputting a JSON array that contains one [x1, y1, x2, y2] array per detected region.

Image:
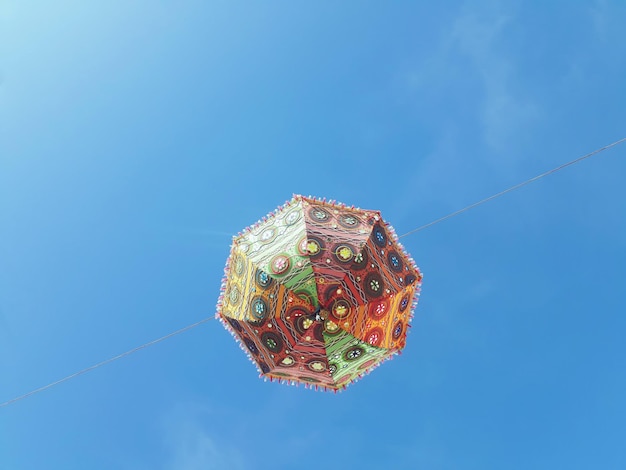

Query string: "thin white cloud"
[[590, 0, 609, 42], [450, 2, 539, 153], [402, 1, 540, 154], [166, 427, 241, 470], [392, 1, 542, 222], [561, 0, 626, 102], [161, 403, 245, 470]]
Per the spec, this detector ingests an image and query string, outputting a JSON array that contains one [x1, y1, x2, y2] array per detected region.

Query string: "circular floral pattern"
[[255, 270, 273, 289], [309, 207, 330, 222], [296, 315, 314, 333], [261, 331, 284, 353], [289, 307, 313, 333], [329, 363, 338, 375], [305, 237, 324, 258], [331, 299, 351, 319], [250, 297, 268, 322], [333, 244, 354, 263], [364, 272, 385, 299], [270, 254, 291, 275], [324, 319, 341, 335], [284, 209, 301, 226], [365, 327, 384, 346], [399, 294, 410, 312], [372, 225, 387, 247], [368, 299, 389, 320], [228, 285, 241, 306], [352, 250, 368, 270], [344, 346, 365, 361], [307, 360, 327, 373], [387, 251, 403, 272], [233, 255, 245, 276], [392, 321, 404, 340], [338, 213, 361, 229], [280, 355, 296, 367], [260, 227, 277, 243]]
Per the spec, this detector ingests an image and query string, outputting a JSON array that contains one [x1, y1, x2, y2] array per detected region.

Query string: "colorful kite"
[[216, 195, 422, 391]]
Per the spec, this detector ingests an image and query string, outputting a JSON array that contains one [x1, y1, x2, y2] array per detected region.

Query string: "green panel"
[[324, 329, 391, 386]]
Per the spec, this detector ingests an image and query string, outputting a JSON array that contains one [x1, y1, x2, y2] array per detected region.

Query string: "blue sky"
[[2, 1, 626, 469]]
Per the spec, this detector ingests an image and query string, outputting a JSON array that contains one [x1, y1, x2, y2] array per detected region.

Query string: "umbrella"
[[216, 195, 422, 391]]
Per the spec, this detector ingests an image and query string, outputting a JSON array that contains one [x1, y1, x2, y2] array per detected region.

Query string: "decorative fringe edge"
[[297, 194, 381, 219], [232, 193, 382, 244], [384, 219, 423, 338], [214, 313, 270, 377], [260, 348, 401, 393], [234, 195, 299, 241]]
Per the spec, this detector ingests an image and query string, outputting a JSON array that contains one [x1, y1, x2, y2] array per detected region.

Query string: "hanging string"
[[0, 317, 212, 408], [1, 137, 624, 409], [398, 137, 626, 238]]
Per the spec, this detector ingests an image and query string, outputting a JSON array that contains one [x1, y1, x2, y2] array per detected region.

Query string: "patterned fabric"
[[216, 195, 422, 391]]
